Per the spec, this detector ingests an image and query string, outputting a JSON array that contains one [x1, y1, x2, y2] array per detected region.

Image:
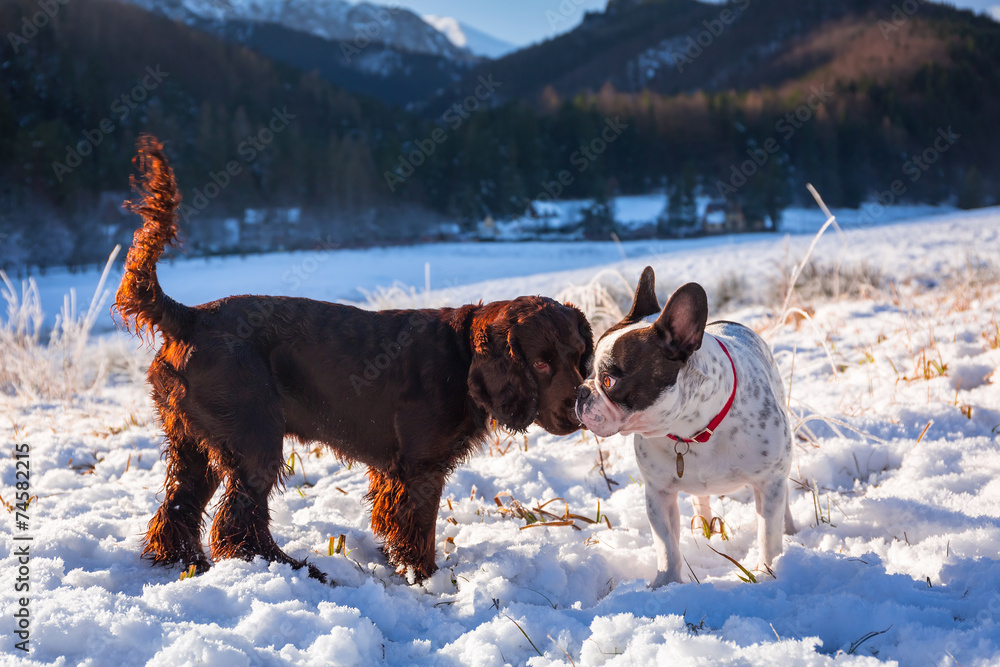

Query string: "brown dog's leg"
[[367, 466, 445, 581], [143, 435, 220, 573], [209, 436, 327, 582]]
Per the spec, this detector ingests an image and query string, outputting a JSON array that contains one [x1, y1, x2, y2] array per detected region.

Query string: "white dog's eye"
[[601, 374, 616, 389]]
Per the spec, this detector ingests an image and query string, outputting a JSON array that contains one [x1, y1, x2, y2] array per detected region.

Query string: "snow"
[[628, 37, 690, 87], [422, 15, 467, 48], [2, 207, 999, 665], [422, 15, 518, 59], [18, 203, 954, 333], [127, 0, 467, 60], [611, 194, 666, 227], [479, 196, 952, 240]]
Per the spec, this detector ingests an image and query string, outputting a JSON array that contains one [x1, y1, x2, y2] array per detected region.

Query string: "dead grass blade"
[[501, 612, 542, 657], [847, 625, 892, 655], [519, 520, 576, 530], [707, 545, 766, 583], [548, 634, 576, 666]]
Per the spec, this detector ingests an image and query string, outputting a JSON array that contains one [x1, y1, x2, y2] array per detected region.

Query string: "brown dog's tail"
[[113, 135, 193, 342]]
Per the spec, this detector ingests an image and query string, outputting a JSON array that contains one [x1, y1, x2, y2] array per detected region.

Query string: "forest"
[[1, 0, 997, 271]]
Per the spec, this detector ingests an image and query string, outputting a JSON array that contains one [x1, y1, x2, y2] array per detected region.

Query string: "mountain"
[[452, 0, 998, 102], [118, 0, 479, 106], [126, 0, 469, 59], [422, 15, 517, 59], [205, 19, 471, 107]]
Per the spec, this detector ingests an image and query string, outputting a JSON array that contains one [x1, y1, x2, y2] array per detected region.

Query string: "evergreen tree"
[[581, 187, 616, 240], [661, 166, 698, 236], [957, 168, 985, 210]]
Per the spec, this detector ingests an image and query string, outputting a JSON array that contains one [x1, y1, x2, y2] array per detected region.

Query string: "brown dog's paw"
[[302, 561, 330, 584], [141, 538, 209, 570], [140, 546, 213, 579], [210, 535, 330, 583], [187, 553, 213, 575], [383, 547, 437, 584]]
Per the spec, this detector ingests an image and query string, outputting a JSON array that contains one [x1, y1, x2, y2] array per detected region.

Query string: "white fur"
[[580, 321, 795, 587]]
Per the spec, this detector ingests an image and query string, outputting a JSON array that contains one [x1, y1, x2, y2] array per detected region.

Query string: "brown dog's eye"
[[602, 374, 616, 389], [533, 360, 550, 372]]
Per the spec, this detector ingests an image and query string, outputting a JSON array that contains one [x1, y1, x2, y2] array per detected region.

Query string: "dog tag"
[[676, 452, 684, 478]]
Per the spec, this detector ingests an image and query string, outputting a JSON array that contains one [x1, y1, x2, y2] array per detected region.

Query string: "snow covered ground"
[[17, 203, 956, 334], [1, 207, 999, 666]]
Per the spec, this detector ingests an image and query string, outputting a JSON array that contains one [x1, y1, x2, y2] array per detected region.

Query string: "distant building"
[[702, 199, 746, 233], [241, 207, 301, 249]]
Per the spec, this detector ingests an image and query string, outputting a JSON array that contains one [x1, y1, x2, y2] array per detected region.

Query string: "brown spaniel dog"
[[114, 136, 592, 583]]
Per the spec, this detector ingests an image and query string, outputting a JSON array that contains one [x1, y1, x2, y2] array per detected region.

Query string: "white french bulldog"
[[576, 266, 795, 587]]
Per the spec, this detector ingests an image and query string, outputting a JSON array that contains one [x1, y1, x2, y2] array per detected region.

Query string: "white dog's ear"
[[654, 282, 708, 361], [625, 266, 661, 322]]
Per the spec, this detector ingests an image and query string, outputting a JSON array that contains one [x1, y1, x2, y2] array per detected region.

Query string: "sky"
[[379, 0, 608, 46], [375, 0, 1000, 48]]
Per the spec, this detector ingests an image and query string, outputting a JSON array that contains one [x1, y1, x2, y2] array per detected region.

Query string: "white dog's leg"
[[646, 484, 683, 587], [753, 477, 787, 571], [691, 495, 713, 534], [784, 486, 797, 535]]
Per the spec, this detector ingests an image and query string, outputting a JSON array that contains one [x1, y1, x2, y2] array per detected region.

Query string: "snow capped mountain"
[[423, 14, 517, 59], [124, 0, 470, 59]]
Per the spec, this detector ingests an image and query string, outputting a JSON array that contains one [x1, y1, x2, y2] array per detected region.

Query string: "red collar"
[[667, 338, 737, 445]]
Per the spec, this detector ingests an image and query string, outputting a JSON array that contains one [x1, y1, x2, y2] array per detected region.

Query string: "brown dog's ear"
[[573, 305, 595, 377], [468, 318, 538, 432], [625, 266, 661, 323], [654, 282, 708, 361]]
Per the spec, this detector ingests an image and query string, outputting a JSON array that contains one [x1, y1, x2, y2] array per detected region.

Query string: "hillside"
[[455, 0, 995, 101], [0, 0, 441, 269], [119, 0, 477, 106], [418, 0, 1000, 219], [123, 0, 468, 59], [206, 19, 471, 107]]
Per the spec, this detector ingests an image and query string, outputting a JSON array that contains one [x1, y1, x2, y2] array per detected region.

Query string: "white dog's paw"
[[649, 571, 683, 589]]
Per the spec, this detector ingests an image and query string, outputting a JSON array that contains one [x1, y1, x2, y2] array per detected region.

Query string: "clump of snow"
[[423, 14, 466, 48], [2, 207, 999, 665]]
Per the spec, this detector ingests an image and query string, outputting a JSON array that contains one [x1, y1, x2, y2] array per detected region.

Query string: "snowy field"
[[1, 206, 999, 666], [17, 203, 952, 334]]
